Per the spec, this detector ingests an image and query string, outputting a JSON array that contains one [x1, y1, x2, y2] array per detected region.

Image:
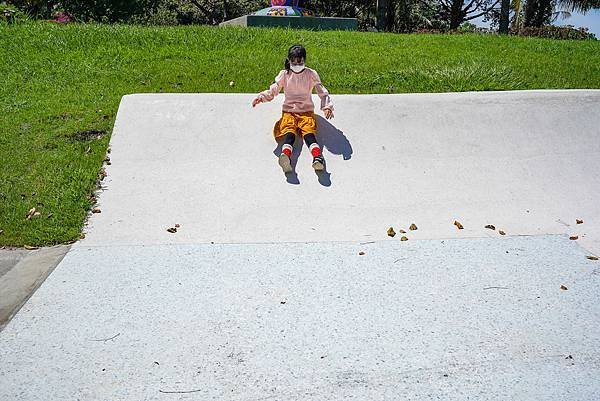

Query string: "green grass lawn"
[[1, 21, 599, 247]]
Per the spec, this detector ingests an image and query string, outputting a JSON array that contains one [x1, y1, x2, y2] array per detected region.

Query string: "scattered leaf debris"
[[167, 227, 177, 233], [560, 285, 568, 290], [485, 224, 496, 230], [569, 236, 578, 240], [399, 229, 406, 234], [499, 230, 506, 235], [400, 236, 408, 241], [26, 207, 37, 220], [576, 219, 583, 224], [92, 208, 101, 214], [586, 256, 598, 261], [24, 245, 39, 250], [454, 220, 464, 230], [387, 227, 396, 237], [175, 224, 181, 228], [409, 223, 418, 231], [358, 251, 365, 256], [565, 355, 573, 360]]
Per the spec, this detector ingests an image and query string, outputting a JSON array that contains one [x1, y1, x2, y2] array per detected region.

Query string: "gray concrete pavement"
[[1, 91, 599, 400], [1, 236, 599, 400], [0, 246, 69, 331]]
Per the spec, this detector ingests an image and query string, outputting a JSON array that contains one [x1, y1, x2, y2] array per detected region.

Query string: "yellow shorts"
[[273, 111, 317, 139]]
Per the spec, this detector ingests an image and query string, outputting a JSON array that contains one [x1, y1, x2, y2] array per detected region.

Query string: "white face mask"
[[290, 64, 305, 73]]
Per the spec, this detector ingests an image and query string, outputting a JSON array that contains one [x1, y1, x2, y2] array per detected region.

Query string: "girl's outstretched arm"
[[311, 70, 334, 114], [253, 71, 286, 107]]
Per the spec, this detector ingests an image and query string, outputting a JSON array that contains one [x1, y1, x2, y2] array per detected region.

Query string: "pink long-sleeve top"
[[258, 67, 334, 113]]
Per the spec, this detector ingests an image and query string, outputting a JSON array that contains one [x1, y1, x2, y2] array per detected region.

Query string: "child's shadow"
[[272, 116, 352, 187]]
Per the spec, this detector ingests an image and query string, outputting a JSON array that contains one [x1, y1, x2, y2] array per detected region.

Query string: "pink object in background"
[[54, 12, 72, 23], [271, 0, 300, 6]]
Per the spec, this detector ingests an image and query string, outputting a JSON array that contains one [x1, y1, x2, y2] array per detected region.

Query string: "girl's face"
[[290, 57, 305, 73]]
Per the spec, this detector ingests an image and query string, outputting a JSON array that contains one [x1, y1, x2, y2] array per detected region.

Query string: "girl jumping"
[[252, 44, 334, 173]]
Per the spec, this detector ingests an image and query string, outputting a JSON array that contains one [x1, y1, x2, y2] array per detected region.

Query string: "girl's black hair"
[[284, 44, 307, 72]]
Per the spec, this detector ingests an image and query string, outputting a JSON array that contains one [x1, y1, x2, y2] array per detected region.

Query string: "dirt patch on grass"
[[73, 129, 107, 141]]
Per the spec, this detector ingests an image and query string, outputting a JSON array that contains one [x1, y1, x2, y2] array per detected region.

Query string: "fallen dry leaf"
[[358, 251, 365, 256], [499, 230, 506, 235], [576, 219, 583, 224], [24, 245, 39, 250], [175, 224, 181, 228], [167, 227, 177, 233], [409, 224, 418, 231], [80, 233, 86, 239], [92, 208, 101, 214], [33, 211, 41, 217], [569, 236, 578, 240], [387, 227, 396, 237], [560, 285, 568, 290], [586, 256, 598, 261], [454, 220, 464, 230], [26, 207, 36, 219], [485, 224, 496, 230], [0, 229, 4, 235], [400, 236, 408, 241], [229, 81, 235, 87], [399, 229, 406, 234]]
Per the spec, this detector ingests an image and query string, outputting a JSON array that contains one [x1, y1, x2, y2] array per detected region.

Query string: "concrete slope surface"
[[1, 91, 599, 400], [82, 91, 600, 254]]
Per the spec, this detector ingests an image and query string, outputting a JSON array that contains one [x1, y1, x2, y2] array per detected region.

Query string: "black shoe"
[[312, 155, 325, 171]]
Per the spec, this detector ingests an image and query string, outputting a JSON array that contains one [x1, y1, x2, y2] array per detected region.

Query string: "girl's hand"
[[252, 97, 262, 107], [324, 108, 334, 120]]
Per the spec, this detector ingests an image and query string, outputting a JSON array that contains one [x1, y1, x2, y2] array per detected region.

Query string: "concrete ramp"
[[1, 91, 600, 400], [83, 91, 600, 253]]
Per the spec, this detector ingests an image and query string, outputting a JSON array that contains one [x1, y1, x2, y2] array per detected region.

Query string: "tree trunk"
[[499, 0, 510, 33], [376, 0, 388, 31], [386, 0, 395, 31], [449, 0, 465, 29]]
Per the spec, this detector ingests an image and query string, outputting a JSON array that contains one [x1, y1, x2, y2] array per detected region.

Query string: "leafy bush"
[[516, 25, 596, 40], [60, 0, 156, 23], [1, 1, 32, 22]]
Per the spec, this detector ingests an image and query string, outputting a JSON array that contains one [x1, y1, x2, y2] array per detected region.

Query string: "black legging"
[[282, 131, 317, 147]]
